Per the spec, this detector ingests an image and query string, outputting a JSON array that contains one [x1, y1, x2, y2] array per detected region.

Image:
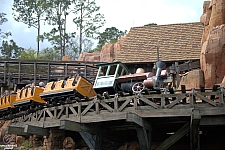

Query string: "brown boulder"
[[63, 137, 75, 149], [178, 69, 204, 90], [200, 25, 225, 88], [117, 141, 140, 150], [16, 136, 25, 147]]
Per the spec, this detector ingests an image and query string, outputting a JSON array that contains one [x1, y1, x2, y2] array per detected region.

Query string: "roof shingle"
[[116, 22, 203, 63]]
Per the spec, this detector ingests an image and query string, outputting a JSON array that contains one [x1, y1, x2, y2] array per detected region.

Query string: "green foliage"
[[144, 23, 157, 26], [21, 140, 32, 148], [0, 40, 23, 59], [18, 48, 42, 60], [44, 0, 72, 58], [97, 27, 127, 47], [40, 47, 61, 60], [72, 0, 105, 54], [12, 0, 52, 55], [0, 12, 11, 40], [0, 12, 23, 59]]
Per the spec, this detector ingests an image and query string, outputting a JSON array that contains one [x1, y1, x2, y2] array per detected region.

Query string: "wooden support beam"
[[200, 115, 225, 125], [6, 126, 27, 136], [60, 120, 103, 134], [136, 127, 151, 150], [126, 112, 151, 131], [24, 125, 49, 136], [155, 122, 190, 150], [190, 109, 201, 150], [79, 132, 101, 150], [126, 113, 152, 150]]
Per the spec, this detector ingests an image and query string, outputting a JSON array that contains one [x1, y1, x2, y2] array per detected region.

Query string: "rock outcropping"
[[78, 35, 127, 62], [200, 0, 225, 88]]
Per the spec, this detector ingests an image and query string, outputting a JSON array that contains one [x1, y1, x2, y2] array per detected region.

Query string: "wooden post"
[[3, 62, 7, 83], [200, 85, 205, 103], [34, 62, 37, 84], [210, 84, 219, 101], [47, 63, 50, 82], [181, 85, 186, 103], [219, 87, 224, 105], [18, 61, 21, 83], [114, 93, 118, 112], [190, 109, 201, 150], [65, 64, 68, 77], [126, 113, 152, 150], [175, 62, 180, 88]]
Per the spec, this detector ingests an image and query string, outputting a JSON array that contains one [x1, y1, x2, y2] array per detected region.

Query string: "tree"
[[0, 12, 11, 40], [18, 48, 42, 60], [44, 0, 72, 58], [144, 23, 157, 26], [12, 0, 51, 56], [0, 12, 23, 59], [72, 0, 105, 54], [39, 47, 61, 60], [97, 27, 127, 49], [0, 40, 23, 59]]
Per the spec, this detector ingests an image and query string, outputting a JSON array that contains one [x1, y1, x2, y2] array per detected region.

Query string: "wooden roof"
[[116, 22, 203, 63]]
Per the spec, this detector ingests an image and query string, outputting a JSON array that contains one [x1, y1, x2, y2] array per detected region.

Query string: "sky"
[[0, 0, 208, 50]]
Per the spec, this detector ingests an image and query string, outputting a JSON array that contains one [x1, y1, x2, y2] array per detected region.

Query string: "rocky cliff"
[[200, 0, 225, 88]]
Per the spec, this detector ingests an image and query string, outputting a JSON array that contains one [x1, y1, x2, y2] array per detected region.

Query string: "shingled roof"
[[116, 22, 203, 63]]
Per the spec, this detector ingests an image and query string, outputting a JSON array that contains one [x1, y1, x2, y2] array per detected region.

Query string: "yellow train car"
[[0, 94, 16, 112], [13, 86, 46, 107], [40, 76, 97, 103]]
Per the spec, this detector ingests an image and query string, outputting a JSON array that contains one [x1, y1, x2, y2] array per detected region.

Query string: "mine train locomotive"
[[0, 60, 175, 118]]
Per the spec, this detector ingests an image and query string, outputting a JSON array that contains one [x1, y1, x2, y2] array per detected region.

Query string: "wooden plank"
[[155, 122, 190, 150], [126, 112, 151, 131], [195, 93, 217, 106], [200, 115, 225, 125], [99, 100, 113, 112], [24, 125, 49, 136], [190, 110, 201, 150], [69, 106, 78, 116], [138, 95, 160, 109], [114, 94, 118, 112], [82, 102, 95, 116], [118, 98, 131, 111], [6, 126, 27, 136], [57, 106, 65, 119], [166, 95, 186, 109], [45, 109, 54, 119], [60, 120, 103, 134]]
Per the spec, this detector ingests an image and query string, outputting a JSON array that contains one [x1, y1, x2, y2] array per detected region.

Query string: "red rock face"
[[77, 35, 127, 63], [178, 69, 204, 90], [200, 0, 225, 88]]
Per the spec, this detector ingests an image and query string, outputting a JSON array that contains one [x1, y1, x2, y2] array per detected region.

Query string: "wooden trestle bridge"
[[6, 86, 225, 150]]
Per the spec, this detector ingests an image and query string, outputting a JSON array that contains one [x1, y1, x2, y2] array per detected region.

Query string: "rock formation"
[[200, 0, 225, 88], [78, 35, 127, 62], [178, 69, 204, 90]]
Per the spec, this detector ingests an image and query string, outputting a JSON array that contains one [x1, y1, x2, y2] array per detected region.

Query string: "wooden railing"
[[0, 59, 100, 87], [9, 87, 225, 126]]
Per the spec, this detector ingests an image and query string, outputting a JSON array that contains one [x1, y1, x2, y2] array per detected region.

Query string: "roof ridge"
[[131, 22, 202, 29]]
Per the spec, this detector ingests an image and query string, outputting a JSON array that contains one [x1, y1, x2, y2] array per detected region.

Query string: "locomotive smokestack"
[[155, 60, 166, 88]]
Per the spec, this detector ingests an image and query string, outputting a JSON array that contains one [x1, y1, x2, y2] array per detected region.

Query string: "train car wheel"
[[132, 82, 145, 93]]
